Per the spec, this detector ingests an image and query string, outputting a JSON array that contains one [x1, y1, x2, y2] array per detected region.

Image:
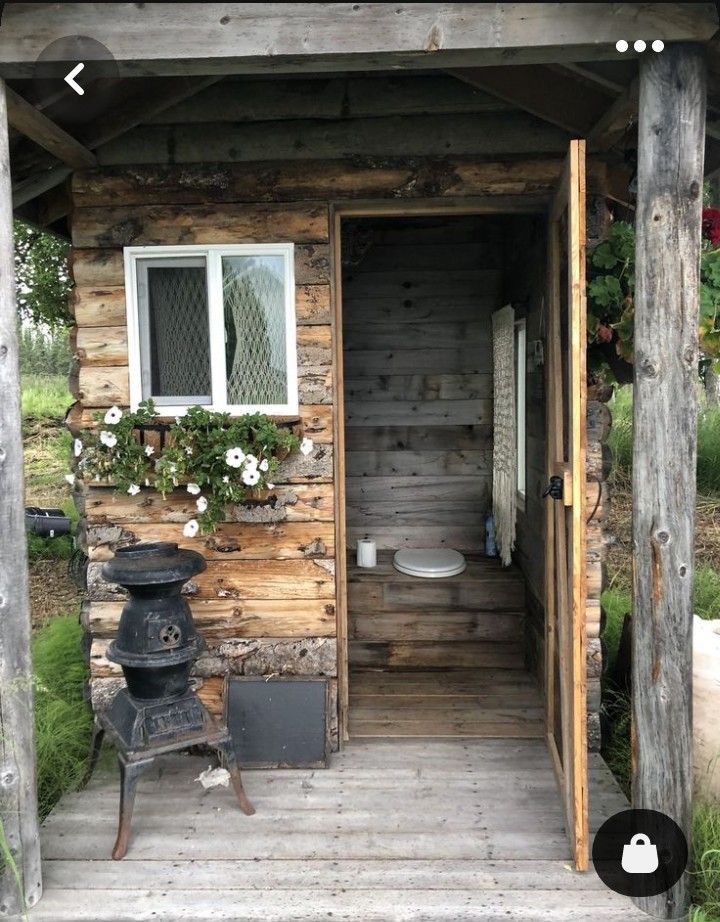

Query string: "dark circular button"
[[33, 36, 120, 125], [592, 809, 688, 898]]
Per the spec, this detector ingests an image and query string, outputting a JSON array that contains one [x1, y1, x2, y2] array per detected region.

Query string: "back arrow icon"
[[64, 62, 85, 96]]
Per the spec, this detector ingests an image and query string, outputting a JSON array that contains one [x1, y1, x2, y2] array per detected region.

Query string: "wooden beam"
[[4, 85, 96, 168], [449, 66, 613, 135], [0, 78, 42, 915], [12, 77, 220, 210], [587, 79, 639, 151], [632, 43, 706, 920], [0, 3, 715, 77]]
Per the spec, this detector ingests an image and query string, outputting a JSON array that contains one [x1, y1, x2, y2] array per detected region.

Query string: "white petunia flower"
[[169, 463, 177, 473], [259, 458, 269, 472], [185, 447, 193, 456], [300, 437, 314, 456], [242, 467, 261, 487], [267, 483, 275, 490], [73, 438, 83, 457], [127, 484, 141, 496], [187, 483, 201, 495], [145, 478, 150, 487], [183, 519, 199, 538], [144, 444, 155, 457], [100, 430, 117, 448], [104, 406, 123, 425], [196, 496, 208, 513], [222, 475, 230, 484], [225, 447, 245, 468], [244, 453, 258, 468], [64, 473, 75, 486]]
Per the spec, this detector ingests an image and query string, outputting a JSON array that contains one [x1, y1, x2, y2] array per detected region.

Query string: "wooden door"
[[544, 140, 589, 871]]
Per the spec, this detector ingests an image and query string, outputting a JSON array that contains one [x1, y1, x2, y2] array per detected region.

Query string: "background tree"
[[14, 220, 72, 329]]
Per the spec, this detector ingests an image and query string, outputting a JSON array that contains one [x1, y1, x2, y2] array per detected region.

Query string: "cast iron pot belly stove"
[[89, 542, 255, 859]]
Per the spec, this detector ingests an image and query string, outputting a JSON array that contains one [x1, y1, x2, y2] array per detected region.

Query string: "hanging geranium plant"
[[72, 401, 310, 534], [587, 208, 720, 382]]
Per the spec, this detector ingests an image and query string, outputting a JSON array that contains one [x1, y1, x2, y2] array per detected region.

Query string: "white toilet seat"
[[393, 548, 466, 579]]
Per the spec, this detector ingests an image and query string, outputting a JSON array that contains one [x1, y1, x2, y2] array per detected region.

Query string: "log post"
[[0, 79, 42, 914], [632, 44, 706, 919]]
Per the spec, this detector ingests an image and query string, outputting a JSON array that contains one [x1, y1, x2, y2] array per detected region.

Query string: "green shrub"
[[32, 616, 92, 820], [696, 566, 720, 621]]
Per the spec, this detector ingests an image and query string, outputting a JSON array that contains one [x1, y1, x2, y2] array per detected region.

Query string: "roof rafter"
[[5, 85, 96, 169]]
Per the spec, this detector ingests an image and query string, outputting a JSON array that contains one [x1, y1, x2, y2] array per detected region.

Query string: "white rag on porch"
[[491, 305, 516, 567]]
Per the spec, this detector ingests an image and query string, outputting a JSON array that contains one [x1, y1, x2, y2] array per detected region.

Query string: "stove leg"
[[81, 721, 105, 789], [215, 739, 255, 816], [112, 755, 154, 860]]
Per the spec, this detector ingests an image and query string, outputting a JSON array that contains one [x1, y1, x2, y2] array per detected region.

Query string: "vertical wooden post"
[[0, 79, 42, 914], [632, 44, 706, 919]]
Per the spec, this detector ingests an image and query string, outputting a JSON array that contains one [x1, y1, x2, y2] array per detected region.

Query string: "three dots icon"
[[616, 39, 664, 53]]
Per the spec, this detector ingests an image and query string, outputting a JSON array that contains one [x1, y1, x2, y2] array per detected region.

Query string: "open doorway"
[[337, 212, 549, 739]]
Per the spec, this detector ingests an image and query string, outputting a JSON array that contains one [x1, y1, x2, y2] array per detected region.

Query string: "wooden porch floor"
[[27, 740, 646, 921]]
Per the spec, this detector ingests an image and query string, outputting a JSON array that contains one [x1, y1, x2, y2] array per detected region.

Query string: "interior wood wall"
[[343, 216, 501, 552]]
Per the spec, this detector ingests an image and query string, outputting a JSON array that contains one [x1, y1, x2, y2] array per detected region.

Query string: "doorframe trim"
[[329, 197, 548, 745]]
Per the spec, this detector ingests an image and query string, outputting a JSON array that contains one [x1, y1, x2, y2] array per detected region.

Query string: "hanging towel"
[[492, 305, 516, 567]]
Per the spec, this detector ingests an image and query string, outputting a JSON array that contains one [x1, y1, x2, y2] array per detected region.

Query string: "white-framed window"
[[514, 319, 527, 502], [124, 244, 298, 416]]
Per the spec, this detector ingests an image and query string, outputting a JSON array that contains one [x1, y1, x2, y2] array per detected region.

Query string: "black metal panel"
[[225, 677, 328, 768]]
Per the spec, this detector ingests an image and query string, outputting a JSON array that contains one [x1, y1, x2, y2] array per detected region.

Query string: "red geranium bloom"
[[702, 208, 720, 247]]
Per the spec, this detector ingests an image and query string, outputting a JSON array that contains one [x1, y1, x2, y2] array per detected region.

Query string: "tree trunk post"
[[0, 78, 42, 914], [632, 44, 706, 919]]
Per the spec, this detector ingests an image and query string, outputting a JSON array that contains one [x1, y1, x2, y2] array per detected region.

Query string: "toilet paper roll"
[[357, 538, 377, 568]]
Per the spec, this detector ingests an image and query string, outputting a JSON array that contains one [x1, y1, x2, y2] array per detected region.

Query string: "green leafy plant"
[[588, 214, 720, 380], [73, 401, 306, 533]]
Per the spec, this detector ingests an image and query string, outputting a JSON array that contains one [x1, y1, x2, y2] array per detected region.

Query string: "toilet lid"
[[393, 548, 466, 578]]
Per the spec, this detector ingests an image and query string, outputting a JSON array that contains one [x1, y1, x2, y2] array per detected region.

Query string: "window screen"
[[139, 259, 212, 405], [223, 255, 288, 406]]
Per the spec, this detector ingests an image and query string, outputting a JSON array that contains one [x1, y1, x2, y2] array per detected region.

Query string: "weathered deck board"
[[28, 742, 644, 921]]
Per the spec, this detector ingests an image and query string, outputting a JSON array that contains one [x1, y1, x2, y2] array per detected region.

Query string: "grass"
[[32, 616, 93, 821], [21, 373, 72, 420], [692, 802, 720, 922]]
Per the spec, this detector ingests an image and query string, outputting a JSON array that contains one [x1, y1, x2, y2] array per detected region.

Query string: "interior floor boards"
[[349, 669, 545, 738]]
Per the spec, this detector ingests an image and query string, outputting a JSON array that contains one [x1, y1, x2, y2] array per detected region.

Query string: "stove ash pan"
[[103, 542, 207, 701]]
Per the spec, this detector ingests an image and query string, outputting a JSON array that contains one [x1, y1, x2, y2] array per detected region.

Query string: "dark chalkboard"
[[224, 677, 328, 768]]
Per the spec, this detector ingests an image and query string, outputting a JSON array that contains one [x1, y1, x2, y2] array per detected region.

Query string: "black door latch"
[[542, 475, 564, 501]]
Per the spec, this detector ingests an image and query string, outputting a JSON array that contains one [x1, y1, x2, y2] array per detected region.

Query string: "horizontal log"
[[345, 399, 492, 428], [196, 676, 224, 717], [81, 483, 335, 525], [71, 244, 331, 287], [72, 287, 126, 327], [349, 610, 524, 643], [150, 75, 509, 124], [72, 203, 329, 248], [587, 400, 612, 443], [345, 449, 492, 478], [74, 326, 128, 366], [297, 325, 332, 367], [299, 367, 332, 405], [348, 640, 524, 670], [346, 526, 485, 552], [73, 283, 329, 330], [86, 521, 335, 562], [84, 598, 337, 640], [68, 401, 333, 443], [91, 636, 338, 678], [344, 425, 491, 452], [95, 113, 571, 166], [344, 374, 493, 403], [76, 365, 129, 405], [87, 557, 335, 602], [70, 157, 569, 207]]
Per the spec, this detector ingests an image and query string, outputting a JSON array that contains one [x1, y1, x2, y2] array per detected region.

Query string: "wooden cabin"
[[0, 4, 717, 920]]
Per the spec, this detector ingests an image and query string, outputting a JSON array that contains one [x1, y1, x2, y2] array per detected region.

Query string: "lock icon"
[[622, 833, 659, 874]]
